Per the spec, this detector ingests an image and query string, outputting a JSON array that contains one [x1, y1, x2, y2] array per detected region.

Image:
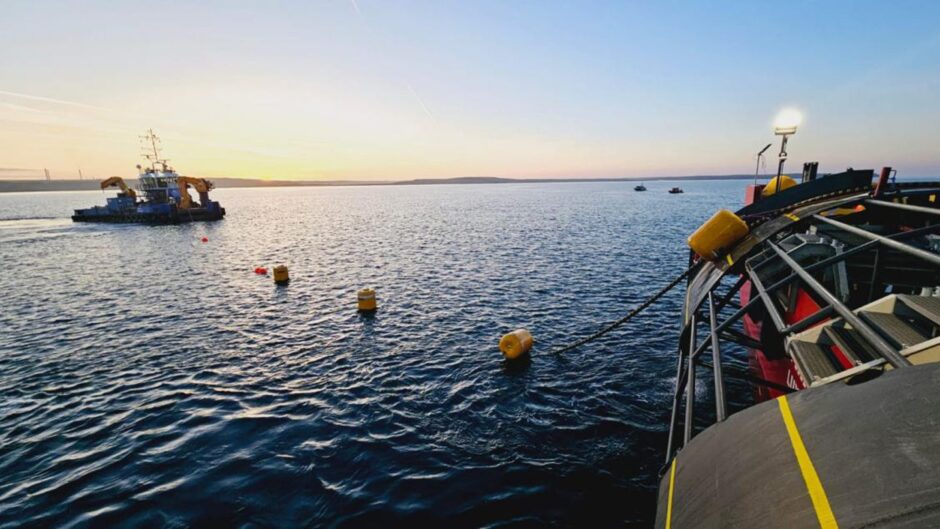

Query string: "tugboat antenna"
[[140, 129, 170, 172]]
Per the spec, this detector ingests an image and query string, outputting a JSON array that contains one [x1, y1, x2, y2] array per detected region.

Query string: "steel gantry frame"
[[664, 193, 940, 466]]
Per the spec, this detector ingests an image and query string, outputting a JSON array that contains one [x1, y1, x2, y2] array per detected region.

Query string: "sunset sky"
[[1, 1, 938, 181]]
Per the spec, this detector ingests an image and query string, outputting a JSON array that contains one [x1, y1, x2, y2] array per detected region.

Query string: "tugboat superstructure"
[[72, 130, 225, 224]]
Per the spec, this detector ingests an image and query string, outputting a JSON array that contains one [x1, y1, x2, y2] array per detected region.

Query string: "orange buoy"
[[254, 267, 268, 275], [201, 237, 209, 243], [272, 265, 289, 284], [357, 288, 377, 312], [499, 329, 534, 360]]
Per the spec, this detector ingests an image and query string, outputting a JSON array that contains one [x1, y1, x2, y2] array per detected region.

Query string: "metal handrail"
[[664, 345, 686, 465], [865, 199, 940, 217], [813, 214, 940, 267], [708, 292, 728, 422], [663, 213, 940, 464], [685, 221, 940, 362], [768, 241, 911, 368], [745, 264, 788, 332], [781, 305, 835, 334], [684, 315, 697, 443]]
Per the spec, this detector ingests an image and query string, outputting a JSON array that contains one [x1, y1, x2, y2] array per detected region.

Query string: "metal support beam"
[[768, 241, 911, 368], [664, 344, 686, 465], [681, 223, 936, 347], [708, 293, 727, 422], [780, 305, 836, 335], [668, 218, 940, 462], [868, 248, 882, 303], [749, 249, 778, 271], [746, 265, 788, 332], [720, 328, 763, 349], [698, 360, 794, 394], [684, 315, 697, 444], [664, 216, 940, 462], [687, 221, 940, 362], [814, 214, 940, 267], [713, 274, 748, 314], [865, 199, 940, 218]]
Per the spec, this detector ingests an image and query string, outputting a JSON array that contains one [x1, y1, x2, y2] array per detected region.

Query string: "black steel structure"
[[656, 173, 940, 528]]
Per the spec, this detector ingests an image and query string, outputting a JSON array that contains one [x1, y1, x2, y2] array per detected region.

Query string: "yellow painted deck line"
[[725, 254, 734, 266], [665, 457, 677, 529], [778, 396, 839, 529]]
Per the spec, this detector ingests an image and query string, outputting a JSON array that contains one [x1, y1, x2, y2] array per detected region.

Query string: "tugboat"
[[635, 183, 648, 192], [655, 115, 940, 527], [668, 186, 684, 194], [72, 130, 225, 224]]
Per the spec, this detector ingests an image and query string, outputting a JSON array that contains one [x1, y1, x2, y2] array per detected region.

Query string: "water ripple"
[[0, 182, 749, 527]]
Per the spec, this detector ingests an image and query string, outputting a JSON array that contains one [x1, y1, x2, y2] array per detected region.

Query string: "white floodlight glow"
[[774, 108, 802, 135]]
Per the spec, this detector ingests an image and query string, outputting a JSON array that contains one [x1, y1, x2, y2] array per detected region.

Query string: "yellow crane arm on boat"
[[99, 176, 137, 198], [176, 176, 213, 209]]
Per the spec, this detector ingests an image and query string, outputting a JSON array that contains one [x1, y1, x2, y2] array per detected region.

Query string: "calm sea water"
[[0, 181, 748, 528]]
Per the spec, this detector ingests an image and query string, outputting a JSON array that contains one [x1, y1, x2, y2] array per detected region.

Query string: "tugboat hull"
[[74, 131, 227, 226], [72, 202, 225, 224]]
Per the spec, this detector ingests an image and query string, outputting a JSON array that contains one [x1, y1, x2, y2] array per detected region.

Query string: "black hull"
[[71, 208, 225, 225]]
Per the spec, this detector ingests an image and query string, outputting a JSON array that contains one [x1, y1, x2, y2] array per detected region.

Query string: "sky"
[[0, 0, 938, 181]]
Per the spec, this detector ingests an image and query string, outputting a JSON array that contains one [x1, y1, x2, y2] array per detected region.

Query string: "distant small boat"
[[634, 183, 647, 192], [668, 187, 684, 194]]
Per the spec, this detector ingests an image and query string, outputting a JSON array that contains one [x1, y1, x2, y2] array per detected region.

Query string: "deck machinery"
[[656, 165, 940, 528], [71, 130, 225, 224]]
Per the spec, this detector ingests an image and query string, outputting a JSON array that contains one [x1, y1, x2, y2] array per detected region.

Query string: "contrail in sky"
[[407, 83, 435, 121], [0, 90, 110, 112], [0, 102, 50, 114], [340, 2, 436, 124]]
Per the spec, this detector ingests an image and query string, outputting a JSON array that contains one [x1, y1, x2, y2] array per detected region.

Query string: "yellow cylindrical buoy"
[[357, 288, 377, 312], [273, 265, 290, 284], [761, 175, 797, 197], [499, 329, 533, 360], [688, 209, 749, 262]]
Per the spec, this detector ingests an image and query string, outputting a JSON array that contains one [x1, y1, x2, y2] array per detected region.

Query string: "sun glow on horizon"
[[1, 2, 939, 180]]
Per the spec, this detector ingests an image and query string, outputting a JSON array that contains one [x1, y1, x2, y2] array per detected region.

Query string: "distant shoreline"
[[0, 174, 784, 193]]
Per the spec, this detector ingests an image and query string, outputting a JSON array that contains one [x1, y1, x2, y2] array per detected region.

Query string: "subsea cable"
[[549, 264, 699, 355]]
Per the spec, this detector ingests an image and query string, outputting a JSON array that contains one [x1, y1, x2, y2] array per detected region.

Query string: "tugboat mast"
[[140, 129, 170, 172]]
